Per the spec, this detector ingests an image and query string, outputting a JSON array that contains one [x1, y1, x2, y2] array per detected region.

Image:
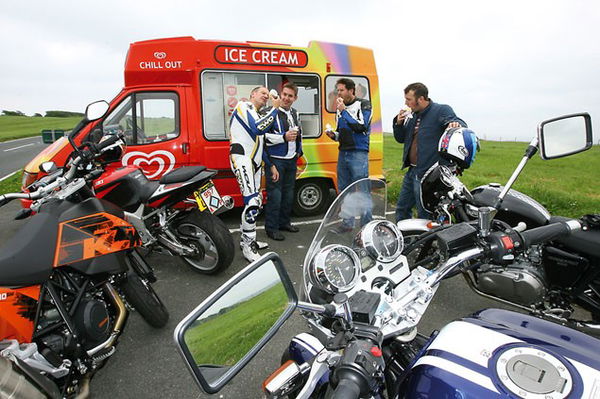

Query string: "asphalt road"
[[0, 202, 508, 399], [0, 136, 49, 179]]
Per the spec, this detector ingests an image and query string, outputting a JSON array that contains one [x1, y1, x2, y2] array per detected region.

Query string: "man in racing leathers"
[[229, 86, 280, 262]]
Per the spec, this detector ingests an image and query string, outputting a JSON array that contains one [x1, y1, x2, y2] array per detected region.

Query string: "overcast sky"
[[2, 0, 599, 141]]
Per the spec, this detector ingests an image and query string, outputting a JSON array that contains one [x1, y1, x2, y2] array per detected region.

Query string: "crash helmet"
[[97, 133, 126, 164], [438, 127, 479, 169]]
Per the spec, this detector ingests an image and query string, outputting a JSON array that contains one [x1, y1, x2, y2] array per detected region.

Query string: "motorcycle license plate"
[[193, 182, 223, 214]]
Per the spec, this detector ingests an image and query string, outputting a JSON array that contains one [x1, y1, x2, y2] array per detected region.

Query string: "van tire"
[[293, 179, 329, 216]]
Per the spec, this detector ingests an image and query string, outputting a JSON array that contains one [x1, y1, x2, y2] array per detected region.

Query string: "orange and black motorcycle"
[[0, 101, 168, 398]]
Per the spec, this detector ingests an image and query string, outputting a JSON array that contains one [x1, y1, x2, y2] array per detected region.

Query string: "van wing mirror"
[[174, 252, 298, 394], [538, 113, 593, 160], [85, 100, 110, 122]]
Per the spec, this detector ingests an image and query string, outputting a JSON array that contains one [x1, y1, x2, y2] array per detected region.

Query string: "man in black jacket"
[[393, 82, 466, 221]]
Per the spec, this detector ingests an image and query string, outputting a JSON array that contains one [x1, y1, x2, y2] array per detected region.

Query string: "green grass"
[[0, 171, 22, 195], [184, 284, 288, 367], [383, 135, 600, 218], [0, 115, 81, 142]]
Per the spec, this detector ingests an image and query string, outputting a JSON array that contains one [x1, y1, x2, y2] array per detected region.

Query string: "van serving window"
[[102, 92, 180, 146], [201, 71, 321, 140], [325, 76, 370, 113]]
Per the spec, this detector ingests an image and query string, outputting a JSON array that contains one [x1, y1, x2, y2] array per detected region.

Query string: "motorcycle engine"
[[473, 248, 547, 306], [73, 298, 112, 350]]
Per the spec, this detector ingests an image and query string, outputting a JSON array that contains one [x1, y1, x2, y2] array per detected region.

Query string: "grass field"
[[0, 116, 81, 142], [184, 283, 288, 367], [383, 135, 599, 219]]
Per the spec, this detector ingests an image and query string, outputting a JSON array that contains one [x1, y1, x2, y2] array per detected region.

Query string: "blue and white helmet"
[[438, 127, 479, 169]]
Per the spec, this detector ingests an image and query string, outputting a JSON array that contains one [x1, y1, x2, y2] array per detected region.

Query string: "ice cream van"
[[23, 37, 383, 215]]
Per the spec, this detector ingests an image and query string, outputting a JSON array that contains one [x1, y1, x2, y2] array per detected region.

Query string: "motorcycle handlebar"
[[520, 220, 580, 248], [96, 134, 122, 152], [331, 378, 362, 399]]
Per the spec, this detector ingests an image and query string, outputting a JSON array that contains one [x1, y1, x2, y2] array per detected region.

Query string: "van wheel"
[[293, 179, 329, 216]]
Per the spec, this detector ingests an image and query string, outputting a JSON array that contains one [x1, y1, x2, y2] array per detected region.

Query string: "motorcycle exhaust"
[[86, 283, 127, 357], [213, 195, 234, 216]]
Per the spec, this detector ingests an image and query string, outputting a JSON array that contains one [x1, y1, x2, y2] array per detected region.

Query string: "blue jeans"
[[395, 167, 431, 221], [337, 150, 369, 193], [265, 157, 297, 232]]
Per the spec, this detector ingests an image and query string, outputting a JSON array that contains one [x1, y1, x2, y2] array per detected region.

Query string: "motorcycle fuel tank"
[[471, 184, 551, 228], [401, 308, 600, 398]]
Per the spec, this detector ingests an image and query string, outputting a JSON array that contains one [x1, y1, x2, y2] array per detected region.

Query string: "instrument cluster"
[[308, 220, 406, 295]]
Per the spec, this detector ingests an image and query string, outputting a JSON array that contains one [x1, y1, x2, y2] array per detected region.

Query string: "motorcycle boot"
[[241, 241, 261, 263]]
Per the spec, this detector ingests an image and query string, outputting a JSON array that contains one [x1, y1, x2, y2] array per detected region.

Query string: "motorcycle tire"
[[174, 211, 234, 275], [121, 273, 169, 328]]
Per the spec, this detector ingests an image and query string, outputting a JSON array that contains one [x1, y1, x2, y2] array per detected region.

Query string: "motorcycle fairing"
[[94, 166, 159, 212], [54, 212, 140, 267], [471, 185, 551, 227], [0, 285, 41, 342]]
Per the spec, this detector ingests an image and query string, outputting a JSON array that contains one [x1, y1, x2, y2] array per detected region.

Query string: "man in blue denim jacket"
[[393, 82, 466, 221]]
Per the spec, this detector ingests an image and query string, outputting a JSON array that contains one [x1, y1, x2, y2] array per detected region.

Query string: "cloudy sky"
[[2, 0, 599, 141]]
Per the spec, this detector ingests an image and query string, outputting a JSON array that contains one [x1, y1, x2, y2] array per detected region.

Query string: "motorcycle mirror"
[[538, 113, 592, 160], [174, 252, 298, 394], [85, 100, 110, 122], [39, 161, 57, 174]]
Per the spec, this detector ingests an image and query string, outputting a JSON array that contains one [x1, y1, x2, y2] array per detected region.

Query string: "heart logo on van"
[[122, 150, 176, 178], [154, 52, 167, 59]]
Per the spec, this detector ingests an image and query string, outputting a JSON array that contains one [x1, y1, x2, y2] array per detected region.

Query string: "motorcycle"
[[398, 112, 600, 333], [172, 113, 600, 398], [0, 101, 168, 398], [91, 157, 235, 275]]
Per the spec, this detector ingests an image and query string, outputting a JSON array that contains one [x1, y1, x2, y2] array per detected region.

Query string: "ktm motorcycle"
[[172, 113, 600, 399], [0, 101, 168, 398], [91, 161, 235, 275], [398, 112, 600, 334]]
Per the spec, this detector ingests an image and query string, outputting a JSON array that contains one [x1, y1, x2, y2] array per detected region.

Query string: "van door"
[[102, 90, 188, 178]]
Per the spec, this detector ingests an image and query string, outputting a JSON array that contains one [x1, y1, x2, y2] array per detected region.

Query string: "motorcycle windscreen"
[[53, 212, 140, 267], [302, 178, 387, 299]]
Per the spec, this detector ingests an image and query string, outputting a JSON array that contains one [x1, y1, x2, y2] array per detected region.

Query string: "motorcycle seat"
[[550, 216, 600, 258], [159, 166, 207, 184], [139, 180, 160, 203], [0, 213, 56, 286]]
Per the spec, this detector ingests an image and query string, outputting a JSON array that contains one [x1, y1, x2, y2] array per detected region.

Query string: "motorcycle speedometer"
[[357, 220, 404, 263], [309, 245, 360, 293]]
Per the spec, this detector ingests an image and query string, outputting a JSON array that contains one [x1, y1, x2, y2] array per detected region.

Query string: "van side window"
[[201, 72, 321, 140], [325, 76, 370, 113], [202, 72, 266, 140], [102, 92, 179, 145], [267, 75, 320, 138]]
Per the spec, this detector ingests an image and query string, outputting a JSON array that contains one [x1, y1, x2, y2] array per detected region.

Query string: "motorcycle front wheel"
[[174, 211, 234, 274], [121, 273, 169, 328]]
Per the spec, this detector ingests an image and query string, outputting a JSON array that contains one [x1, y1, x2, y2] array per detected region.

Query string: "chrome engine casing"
[[472, 251, 547, 306]]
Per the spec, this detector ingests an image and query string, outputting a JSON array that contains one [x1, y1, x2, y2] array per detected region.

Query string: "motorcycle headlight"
[[309, 245, 360, 294], [357, 220, 404, 263]]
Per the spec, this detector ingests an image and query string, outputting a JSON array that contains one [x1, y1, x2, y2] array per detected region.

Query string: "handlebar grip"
[[331, 378, 361, 399], [520, 221, 574, 248]]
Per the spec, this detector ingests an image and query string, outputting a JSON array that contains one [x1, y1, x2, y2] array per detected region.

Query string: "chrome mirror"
[[174, 253, 297, 394], [538, 113, 592, 159]]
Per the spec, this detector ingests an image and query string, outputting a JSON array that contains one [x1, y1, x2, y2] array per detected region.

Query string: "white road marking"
[[227, 210, 395, 233], [0, 169, 20, 182], [4, 143, 36, 152], [1, 136, 40, 144]]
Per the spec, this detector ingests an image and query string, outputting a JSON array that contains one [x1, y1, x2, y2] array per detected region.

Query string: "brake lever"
[[296, 350, 340, 399]]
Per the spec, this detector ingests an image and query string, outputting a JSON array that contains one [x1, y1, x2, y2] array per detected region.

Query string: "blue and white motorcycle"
[[174, 113, 600, 398]]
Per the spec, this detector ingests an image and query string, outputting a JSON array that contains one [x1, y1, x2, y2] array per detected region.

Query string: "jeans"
[[395, 167, 431, 221], [337, 150, 369, 193], [265, 157, 297, 232]]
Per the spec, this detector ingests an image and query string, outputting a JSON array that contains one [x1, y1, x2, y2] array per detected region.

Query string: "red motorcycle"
[[91, 162, 235, 274]]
